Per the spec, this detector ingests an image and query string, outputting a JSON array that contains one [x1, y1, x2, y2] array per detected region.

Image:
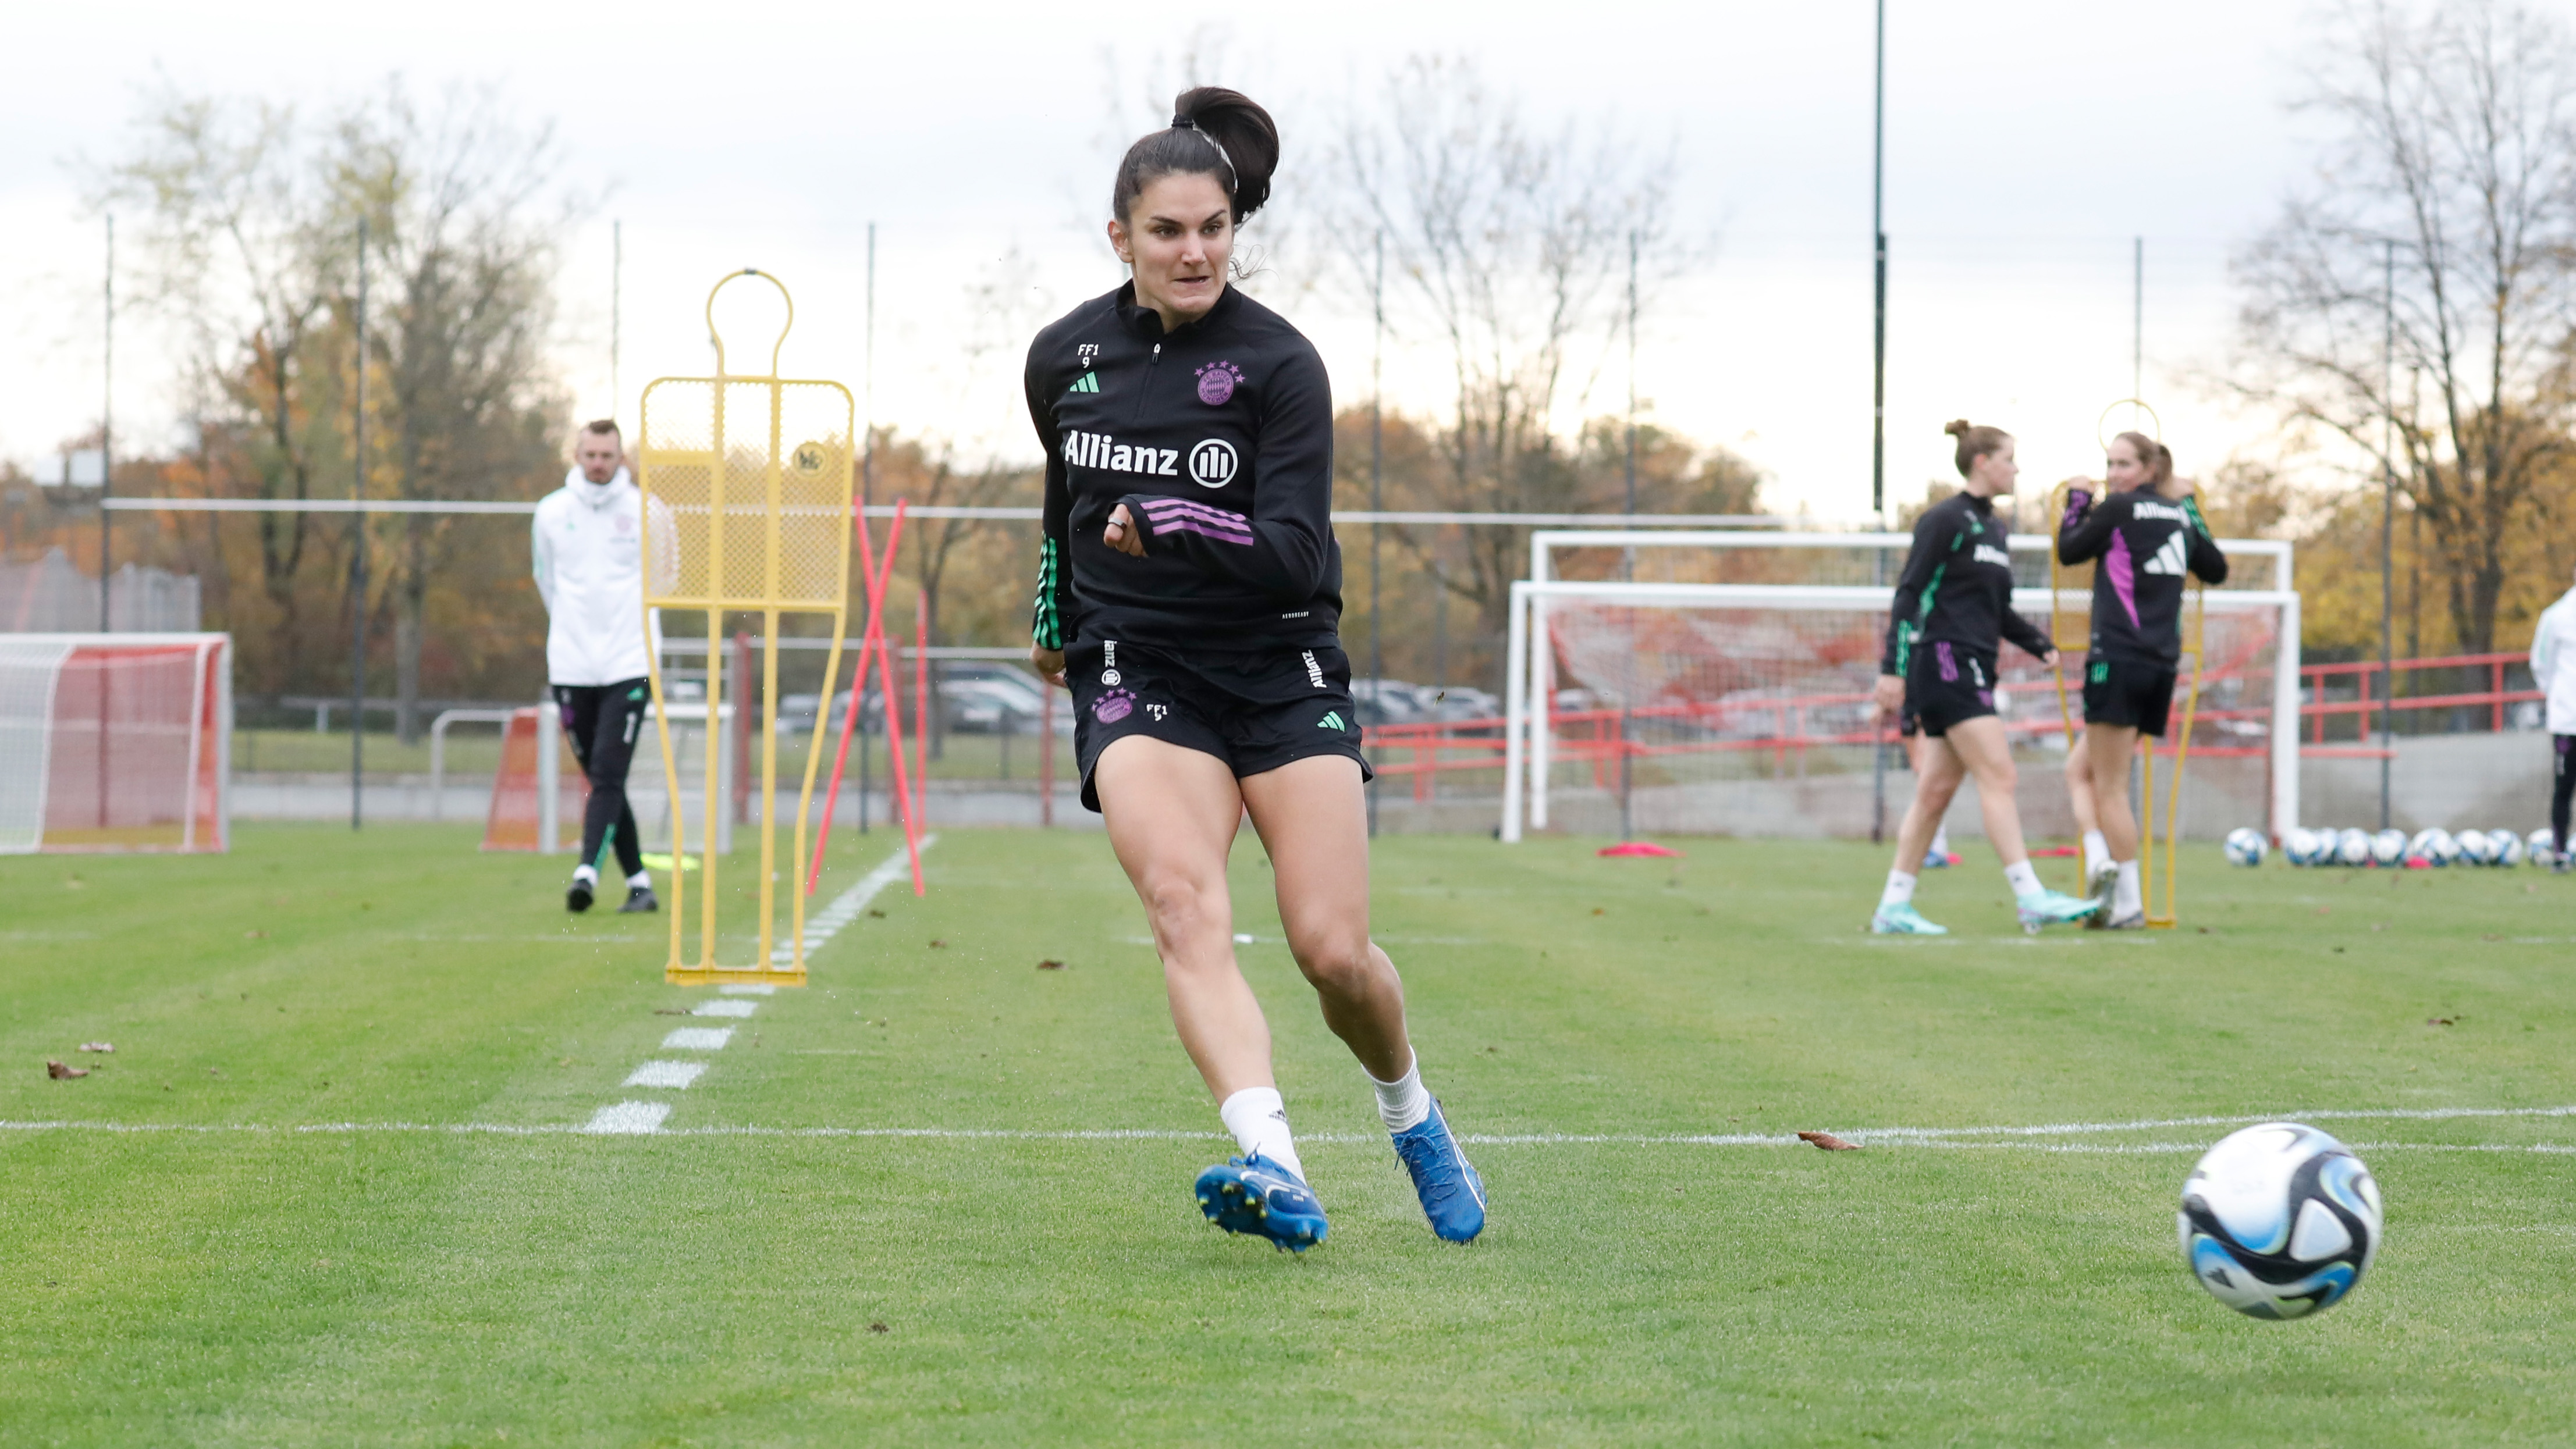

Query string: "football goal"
[[1500, 563, 2301, 846], [0, 633, 230, 853]]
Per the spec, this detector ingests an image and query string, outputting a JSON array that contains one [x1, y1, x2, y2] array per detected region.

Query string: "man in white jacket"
[[534, 420, 658, 912], [2531, 563, 2576, 873]]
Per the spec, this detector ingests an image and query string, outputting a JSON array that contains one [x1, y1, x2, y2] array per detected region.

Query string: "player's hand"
[[1873, 674, 1905, 717], [2038, 647, 2058, 667], [1031, 647, 1067, 689], [1102, 504, 1146, 557]]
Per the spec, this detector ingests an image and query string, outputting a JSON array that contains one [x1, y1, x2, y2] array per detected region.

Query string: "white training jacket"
[[532, 466, 670, 686], [2531, 585, 2576, 736]]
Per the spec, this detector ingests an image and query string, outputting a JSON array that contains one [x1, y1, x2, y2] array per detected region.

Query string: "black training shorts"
[[1903, 639, 1999, 738], [1066, 637, 1372, 813], [2082, 656, 2178, 736]]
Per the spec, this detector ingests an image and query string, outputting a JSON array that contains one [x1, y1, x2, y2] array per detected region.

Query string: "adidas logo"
[[1065, 372, 1100, 395], [1317, 711, 1346, 732], [2142, 530, 2190, 576]]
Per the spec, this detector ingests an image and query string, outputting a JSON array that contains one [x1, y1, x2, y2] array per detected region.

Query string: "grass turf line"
[[3, 825, 2574, 1444]]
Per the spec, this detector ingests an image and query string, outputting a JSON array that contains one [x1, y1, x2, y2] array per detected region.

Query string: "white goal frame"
[[1499, 579, 2301, 844]]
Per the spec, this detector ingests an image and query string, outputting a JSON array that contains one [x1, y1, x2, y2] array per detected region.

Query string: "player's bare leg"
[[2084, 722, 2147, 926], [1875, 733, 1966, 933], [1949, 717, 2100, 931]]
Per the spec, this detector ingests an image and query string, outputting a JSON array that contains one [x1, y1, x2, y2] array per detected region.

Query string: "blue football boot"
[[1391, 1099, 1487, 1242], [1195, 1153, 1328, 1252], [1870, 901, 1948, 935]]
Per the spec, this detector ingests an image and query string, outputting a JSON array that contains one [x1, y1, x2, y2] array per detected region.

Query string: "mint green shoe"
[[1870, 902, 1949, 935], [2016, 888, 2102, 934]]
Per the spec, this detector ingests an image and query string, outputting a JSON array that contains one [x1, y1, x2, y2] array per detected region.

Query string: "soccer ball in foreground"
[[2223, 828, 2267, 867], [2180, 1123, 2382, 1320], [2336, 828, 2373, 867], [2371, 828, 2406, 866], [2489, 828, 2525, 867]]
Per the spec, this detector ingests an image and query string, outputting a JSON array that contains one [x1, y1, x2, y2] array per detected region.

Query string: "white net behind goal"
[[1501, 583, 2298, 844], [0, 634, 230, 854]]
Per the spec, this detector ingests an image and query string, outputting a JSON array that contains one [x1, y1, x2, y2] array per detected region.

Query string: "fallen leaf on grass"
[[2315, 906, 2332, 916], [243, 930, 268, 940], [2427, 1016, 2455, 1027], [78, 1042, 112, 1053], [2482, 934, 2504, 942], [1797, 1130, 1859, 1151], [1036, 959, 1065, 971], [868, 909, 886, 919], [653, 1009, 690, 1016], [928, 939, 947, 949], [47, 1060, 87, 1080], [868, 1321, 890, 1334]]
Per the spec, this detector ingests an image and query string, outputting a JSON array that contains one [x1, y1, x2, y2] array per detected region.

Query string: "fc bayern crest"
[[1196, 361, 1243, 405]]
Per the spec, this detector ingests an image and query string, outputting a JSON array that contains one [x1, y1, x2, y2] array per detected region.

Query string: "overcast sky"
[[0, 0, 2463, 522]]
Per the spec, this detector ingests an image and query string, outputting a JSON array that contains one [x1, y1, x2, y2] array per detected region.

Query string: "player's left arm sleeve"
[[1881, 510, 1947, 676], [1027, 346, 1075, 650], [2183, 499, 2230, 584], [2535, 605, 2559, 688], [2056, 490, 2115, 564], [2002, 599, 2055, 661], [1120, 348, 1334, 603]]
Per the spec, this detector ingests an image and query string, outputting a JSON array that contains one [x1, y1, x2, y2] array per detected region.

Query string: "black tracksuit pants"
[[2556, 735, 2575, 856], [555, 679, 649, 880]]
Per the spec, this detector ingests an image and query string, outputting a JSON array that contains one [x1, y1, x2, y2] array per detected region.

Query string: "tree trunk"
[[396, 518, 428, 743]]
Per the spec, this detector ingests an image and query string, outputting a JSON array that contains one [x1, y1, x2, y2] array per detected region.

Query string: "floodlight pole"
[[351, 217, 368, 830], [101, 214, 113, 631], [1367, 230, 1383, 838], [2379, 239, 2394, 829], [1868, 0, 1890, 845]]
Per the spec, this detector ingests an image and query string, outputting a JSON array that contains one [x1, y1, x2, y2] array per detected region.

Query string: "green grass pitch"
[[5, 823, 2575, 1445]]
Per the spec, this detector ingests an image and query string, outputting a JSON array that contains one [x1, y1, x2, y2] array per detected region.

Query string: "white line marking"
[[692, 999, 759, 1019], [622, 1062, 707, 1090], [766, 838, 934, 964], [719, 984, 776, 996], [581, 1102, 672, 1135], [660, 1027, 733, 1051]]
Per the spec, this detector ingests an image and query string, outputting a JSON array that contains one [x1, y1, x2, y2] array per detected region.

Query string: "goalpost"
[[0, 633, 230, 854], [1500, 533, 2301, 848]]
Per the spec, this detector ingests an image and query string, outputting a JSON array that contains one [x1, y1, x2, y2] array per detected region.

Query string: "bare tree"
[[2233, 0, 2576, 651], [335, 81, 575, 739], [97, 90, 350, 686], [1327, 56, 1682, 636]]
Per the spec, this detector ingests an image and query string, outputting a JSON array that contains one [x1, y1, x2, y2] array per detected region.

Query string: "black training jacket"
[[1882, 490, 2053, 677], [1026, 283, 1341, 653], [2055, 485, 2230, 665]]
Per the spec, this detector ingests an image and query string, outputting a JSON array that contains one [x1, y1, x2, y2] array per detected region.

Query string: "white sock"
[[1367, 1054, 1433, 1134], [2083, 830, 2110, 876], [1928, 825, 1950, 857], [627, 870, 653, 890], [2115, 860, 2143, 917], [1881, 869, 1917, 907], [2003, 860, 2044, 898], [1217, 1087, 1304, 1180], [572, 864, 599, 885]]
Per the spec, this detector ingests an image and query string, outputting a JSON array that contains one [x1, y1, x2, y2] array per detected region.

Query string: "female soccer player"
[[1870, 421, 2101, 935], [1024, 87, 1484, 1251], [2057, 432, 2229, 926]]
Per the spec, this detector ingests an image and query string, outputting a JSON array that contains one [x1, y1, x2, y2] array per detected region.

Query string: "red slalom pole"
[[806, 500, 909, 894]]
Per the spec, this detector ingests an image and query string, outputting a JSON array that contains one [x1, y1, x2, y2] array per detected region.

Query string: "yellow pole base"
[[666, 964, 810, 988]]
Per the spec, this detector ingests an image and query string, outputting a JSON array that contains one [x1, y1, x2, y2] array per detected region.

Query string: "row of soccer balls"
[[2223, 825, 2559, 868]]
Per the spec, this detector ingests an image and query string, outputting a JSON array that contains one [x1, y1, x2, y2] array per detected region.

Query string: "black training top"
[[1026, 282, 1341, 653], [2055, 485, 2230, 665], [1882, 490, 2053, 677]]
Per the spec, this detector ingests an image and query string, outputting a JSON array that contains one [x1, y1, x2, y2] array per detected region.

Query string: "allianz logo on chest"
[[1064, 430, 1179, 478], [1974, 543, 2012, 568]]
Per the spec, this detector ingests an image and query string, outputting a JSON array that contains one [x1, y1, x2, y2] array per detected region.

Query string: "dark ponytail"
[[1110, 86, 1280, 225]]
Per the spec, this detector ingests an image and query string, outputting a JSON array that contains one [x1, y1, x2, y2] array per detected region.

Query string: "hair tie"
[[1171, 114, 1195, 129]]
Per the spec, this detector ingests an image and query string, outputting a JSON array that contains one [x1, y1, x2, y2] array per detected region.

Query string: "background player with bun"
[[1024, 87, 1486, 1251], [1870, 421, 2102, 935], [2056, 431, 2229, 927]]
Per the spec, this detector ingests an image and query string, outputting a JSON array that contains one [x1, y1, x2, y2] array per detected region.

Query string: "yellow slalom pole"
[[2046, 480, 2089, 893]]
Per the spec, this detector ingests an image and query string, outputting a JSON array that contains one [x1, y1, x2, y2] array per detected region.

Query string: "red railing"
[[1360, 649, 2541, 789]]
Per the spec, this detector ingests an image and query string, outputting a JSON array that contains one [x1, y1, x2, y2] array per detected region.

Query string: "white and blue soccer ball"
[[2224, 828, 2268, 867], [2529, 827, 2559, 867], [2407, 828, 2450, 866], [2489, 828, 2525, 867], [2282, 828, 2318, 866], [2458, 828, 2496, 866], [2180, 1122, 2382, 1320], [2371, 828, 2407, 867], [2336, 828, 2374, 867], [2425, 828, 2461, 866]]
